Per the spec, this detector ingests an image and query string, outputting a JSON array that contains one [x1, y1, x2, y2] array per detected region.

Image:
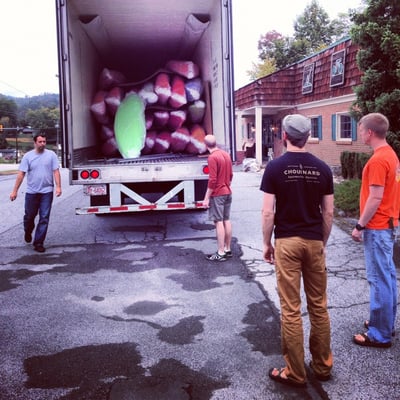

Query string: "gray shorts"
[[209, 194, 232, 222]]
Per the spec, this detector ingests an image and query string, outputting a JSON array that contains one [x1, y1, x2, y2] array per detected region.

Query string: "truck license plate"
[[83, 185, 107, 196]]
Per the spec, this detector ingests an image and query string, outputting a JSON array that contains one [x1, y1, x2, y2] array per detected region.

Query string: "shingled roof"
[[234, 37, 362, 111]]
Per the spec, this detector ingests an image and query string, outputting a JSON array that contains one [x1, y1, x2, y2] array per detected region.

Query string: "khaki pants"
[[275, 237, 333, 383]]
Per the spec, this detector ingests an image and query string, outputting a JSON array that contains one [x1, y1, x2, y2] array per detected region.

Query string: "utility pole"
[[15, 127, 19, 164]]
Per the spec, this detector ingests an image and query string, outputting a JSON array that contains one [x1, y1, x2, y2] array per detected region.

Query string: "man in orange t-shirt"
[[352, 113, 399, 348]]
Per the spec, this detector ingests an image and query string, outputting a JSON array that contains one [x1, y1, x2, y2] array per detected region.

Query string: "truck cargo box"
[[56, 0, 235, 214]]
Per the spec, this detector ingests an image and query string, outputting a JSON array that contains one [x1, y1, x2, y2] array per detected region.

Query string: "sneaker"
[[24, 232, 32, 243], [34, 244, 46, 253], [225, 250, 232, 258], [206, 252, 227, 262]]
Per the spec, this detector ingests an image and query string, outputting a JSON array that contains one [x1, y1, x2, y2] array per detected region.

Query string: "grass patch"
[[0, 169, 18, 175]]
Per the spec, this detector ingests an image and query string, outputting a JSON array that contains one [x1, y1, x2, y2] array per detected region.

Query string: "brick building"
[[234, 37, 371, 170]]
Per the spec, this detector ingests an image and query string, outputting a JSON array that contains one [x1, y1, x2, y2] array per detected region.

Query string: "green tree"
[[257, 30, 283, 61], [0, 95, 18, 126], [275, 37, 310, 69], [350, 0, 400, 158], [330, 12, 354, 43], [256, 32, 311, 72], [24, 107, 60, 143], [246, 58, 276, 81], [25, 107, 60, 130], [294, 0, 333, 53]]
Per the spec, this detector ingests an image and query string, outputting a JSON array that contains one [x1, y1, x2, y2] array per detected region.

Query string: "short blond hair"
[[359, 113, 389, 139]]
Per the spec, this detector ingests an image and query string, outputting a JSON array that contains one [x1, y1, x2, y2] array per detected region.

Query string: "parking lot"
[[0, 165, 399, 399]]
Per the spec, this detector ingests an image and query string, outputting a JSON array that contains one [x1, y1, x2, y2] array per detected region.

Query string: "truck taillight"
[[90, 170, 100, 179], [203, 165, 209, 174], [80, 170, 90, 179], [80, 169, 100, 180]]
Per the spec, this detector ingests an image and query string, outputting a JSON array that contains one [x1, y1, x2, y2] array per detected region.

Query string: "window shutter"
[[331, 115, 336, 141], [351, 117, 357, 140], [318, 116, 322, 140]]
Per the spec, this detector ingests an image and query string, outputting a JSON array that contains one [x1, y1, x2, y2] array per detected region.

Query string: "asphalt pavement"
[[0, 162, 399, 399]]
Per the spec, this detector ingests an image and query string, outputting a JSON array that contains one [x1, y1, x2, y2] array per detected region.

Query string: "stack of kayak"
[[90, 60, 208, 159]]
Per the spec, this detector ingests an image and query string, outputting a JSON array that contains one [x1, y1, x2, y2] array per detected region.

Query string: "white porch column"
[[235, 110, 243, 155], [255, 106, 263, 166]]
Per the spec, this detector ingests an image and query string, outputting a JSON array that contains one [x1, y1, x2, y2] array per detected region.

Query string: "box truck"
[[55, 0, 235, 214]]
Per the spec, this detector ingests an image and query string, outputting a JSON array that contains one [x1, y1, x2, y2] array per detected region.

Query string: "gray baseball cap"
[[282, 114, 311, 139]]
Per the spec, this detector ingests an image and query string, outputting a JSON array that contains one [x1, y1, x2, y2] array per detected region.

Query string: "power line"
[[0, 80, 30, 97]]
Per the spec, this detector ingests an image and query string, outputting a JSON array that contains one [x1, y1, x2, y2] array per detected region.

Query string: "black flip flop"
[[353, 333, 391, 348], [268, 368, 307, 388]]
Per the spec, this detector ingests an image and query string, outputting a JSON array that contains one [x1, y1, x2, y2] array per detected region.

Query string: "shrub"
[[355, 153, 371, 179], [334, 179, 361, 216], [340, 151, 371, 179]]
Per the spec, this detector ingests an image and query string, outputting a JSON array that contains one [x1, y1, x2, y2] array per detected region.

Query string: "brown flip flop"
[[353, 332, 391, 348], [268, 367, 307, 388]]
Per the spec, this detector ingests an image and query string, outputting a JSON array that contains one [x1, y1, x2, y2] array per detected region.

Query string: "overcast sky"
[[0, 0, 364, 97]]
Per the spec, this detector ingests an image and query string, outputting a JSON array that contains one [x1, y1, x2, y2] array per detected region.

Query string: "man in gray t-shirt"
[[10, 133, 62, 253]]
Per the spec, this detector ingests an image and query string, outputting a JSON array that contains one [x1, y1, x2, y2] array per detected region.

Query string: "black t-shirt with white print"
[[260, 151, 334, 241]]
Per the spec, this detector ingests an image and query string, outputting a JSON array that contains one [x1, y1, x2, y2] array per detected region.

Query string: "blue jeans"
[[24, 192, 54, 246], [364, 229, 397, 343]]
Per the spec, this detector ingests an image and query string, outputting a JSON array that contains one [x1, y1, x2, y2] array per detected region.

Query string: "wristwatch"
[[355, 223, 365, 231]]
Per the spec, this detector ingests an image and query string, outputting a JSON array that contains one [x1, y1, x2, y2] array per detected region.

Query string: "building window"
[[330, 49, 346, 87], [338, 114, 352, 139], [331, 113, 357, 141], [302, 63, 315, 94], [310, 116, 322, 139]]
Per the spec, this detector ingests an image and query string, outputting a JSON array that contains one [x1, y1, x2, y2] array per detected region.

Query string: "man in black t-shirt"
[[260, 114, 334, 388]]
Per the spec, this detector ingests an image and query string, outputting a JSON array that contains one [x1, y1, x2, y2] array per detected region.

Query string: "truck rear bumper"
[[76, 179, 208, 215], [76, 201, 206, 215]]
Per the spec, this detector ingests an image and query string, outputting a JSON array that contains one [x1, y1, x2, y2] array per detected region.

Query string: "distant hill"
[[0, 93, 60, 135], [2, 93, 60, 123], [12, 93, 60, 112]]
